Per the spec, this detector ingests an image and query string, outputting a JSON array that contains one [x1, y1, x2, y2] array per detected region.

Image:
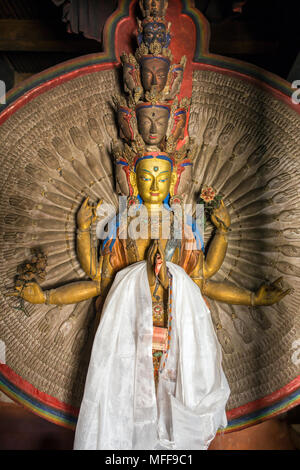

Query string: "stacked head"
[[139, 0, 169, 18], [114, 0, 194, 205]]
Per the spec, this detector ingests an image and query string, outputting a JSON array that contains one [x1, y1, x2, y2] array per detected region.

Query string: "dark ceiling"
[[0, 0, 300, 91]]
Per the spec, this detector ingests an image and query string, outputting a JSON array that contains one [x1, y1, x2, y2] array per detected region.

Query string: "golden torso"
[[137, 236, 169, 327], [100, 216, 185, 327]]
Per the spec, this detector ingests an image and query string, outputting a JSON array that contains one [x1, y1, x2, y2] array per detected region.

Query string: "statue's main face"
[[136, 157, 172, 206], [143, 21, 167, 47], [137, 105, 169, 145], [140, 57, 170, 92], [143, 0, 166, 17]]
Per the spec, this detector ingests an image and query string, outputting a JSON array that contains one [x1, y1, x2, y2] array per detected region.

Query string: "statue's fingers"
[[210, 214, 217, 224], [93, 201, 103, 220], [274, 289, 291, 303], [214, 216, 227, 230], [96, 199, 103, 211], [272, 277, 283, 288], [147, 243, 155, 263], [5, 291, 20, 297], [83, 196, 90, 207], [148, 241, 155, 254], [215, 201, 223, 213], [157, 242, 165, 261], [22, 282, 35, 288], [150, 246, 157, 265], [282, 288, 292, 297], [152, 242, 159, 262]]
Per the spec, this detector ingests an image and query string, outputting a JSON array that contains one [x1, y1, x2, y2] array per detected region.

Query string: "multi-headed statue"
[[7, 0, 292, 451]]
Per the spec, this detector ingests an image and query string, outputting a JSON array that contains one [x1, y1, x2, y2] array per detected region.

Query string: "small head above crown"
[[139, 0, 168, 18], [137, 17, 171, 49]]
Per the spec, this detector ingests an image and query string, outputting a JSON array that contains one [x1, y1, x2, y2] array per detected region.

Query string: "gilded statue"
[[11, 166, 289, 311], [11, 8, 289, 318], [5, 0, 294, 450]]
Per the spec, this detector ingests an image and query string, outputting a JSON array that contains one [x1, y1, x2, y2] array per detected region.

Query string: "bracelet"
[[45, 290, 51, 305], [250, 292, 255, 306], [216, 227, 229, 235], [190, 275, 203, 280], [77, 227, 91, 234]]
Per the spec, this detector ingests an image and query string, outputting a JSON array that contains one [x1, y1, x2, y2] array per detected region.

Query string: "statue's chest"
[[125, 238, 181, 264], [124, 238, 179, 329]]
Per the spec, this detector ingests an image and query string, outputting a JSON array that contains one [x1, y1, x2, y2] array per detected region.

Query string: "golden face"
[[135, 158, 172, 207]]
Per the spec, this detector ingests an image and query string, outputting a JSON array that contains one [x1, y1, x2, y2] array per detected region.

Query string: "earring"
[[127, 194, 142, 208], [169, 195, 183, 207]]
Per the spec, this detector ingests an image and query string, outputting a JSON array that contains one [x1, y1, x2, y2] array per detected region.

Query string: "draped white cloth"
[[73, 261, 230, 450]]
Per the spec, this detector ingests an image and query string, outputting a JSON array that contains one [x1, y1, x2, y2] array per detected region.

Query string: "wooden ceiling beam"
[[210, 21, 279, 55], [0, 19, 100, 53], [0, 18, 278, 56]]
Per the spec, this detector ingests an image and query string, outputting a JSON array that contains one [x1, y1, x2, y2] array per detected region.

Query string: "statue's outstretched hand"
[[211, 200, 231, 232], [254, 278, 292, 306], [77, 197, 102, 230], [7, 282, 46, 304]]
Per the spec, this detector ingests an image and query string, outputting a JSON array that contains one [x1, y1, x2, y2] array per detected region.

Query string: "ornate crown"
[[113, 1, 194, 197]]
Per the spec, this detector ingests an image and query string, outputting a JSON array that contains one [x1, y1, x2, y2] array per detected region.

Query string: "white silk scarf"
[[73, 261, 230, 450]]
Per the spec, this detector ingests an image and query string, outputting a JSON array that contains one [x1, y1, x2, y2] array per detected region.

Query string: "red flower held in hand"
[[200, 186, 216, 203]]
